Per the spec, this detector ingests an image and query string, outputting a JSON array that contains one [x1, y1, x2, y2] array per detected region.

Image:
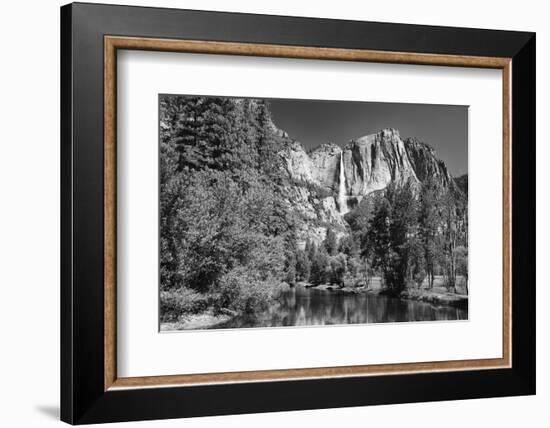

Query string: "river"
[[213, 284, 467, 329]]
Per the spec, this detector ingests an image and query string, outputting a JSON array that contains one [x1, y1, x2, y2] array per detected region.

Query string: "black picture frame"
[[61, 2, 535, 424]]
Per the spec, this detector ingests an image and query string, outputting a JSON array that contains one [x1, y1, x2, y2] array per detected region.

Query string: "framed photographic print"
[[60, 2, 535, 424]]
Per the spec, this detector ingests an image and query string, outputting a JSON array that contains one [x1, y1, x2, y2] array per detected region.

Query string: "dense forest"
[[159, 95, 468, 326]]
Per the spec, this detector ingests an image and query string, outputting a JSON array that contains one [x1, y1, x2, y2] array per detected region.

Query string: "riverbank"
[[160, 308, 236, 331], [400, 288, 468, 309], [303, 282, 468, 309], [161, 283, 468, 331]]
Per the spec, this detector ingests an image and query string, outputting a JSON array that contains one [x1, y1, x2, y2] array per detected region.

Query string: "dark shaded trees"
[[329, 254, 347, 286], [310, 248, 330, 285], [325, 229, 338, 256], [338, 234, 359, 258], [438, 187, 468, 292], [454, 245, 468, 294], [295, 248, 311, 282], [365, 194, 392, 288], [384, 183, 418, 293], [305, 239, 316, 262], [362, 181, 468, 294], [418, 178, 440, 289]]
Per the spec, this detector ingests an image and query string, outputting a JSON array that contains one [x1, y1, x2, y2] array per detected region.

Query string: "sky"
[[269, 99, 468, 177]]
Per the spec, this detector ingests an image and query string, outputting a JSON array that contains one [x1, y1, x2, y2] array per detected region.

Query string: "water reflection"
[[213, 285, 467, 329]]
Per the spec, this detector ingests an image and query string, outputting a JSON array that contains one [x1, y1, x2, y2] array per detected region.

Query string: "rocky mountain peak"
[[278, 125, 462, 245], [282, 127, 456, 197], [404, 136, 435, 154], [309, 142, 342, 155], [380, 127, 401, 139], [403, 137, 453, 187]]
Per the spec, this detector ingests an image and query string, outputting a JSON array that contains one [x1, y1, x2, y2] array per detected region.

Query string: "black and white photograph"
[[0, 0, 541, 426], [159, 95, 469, 331]]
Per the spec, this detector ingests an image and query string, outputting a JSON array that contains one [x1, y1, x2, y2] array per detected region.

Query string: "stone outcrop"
[[281, 140, 315, 183], [342, 128, 419, 197], [309, 143, 342, 192], [281, 181, 348, 248], [403, 137, 453, 188]]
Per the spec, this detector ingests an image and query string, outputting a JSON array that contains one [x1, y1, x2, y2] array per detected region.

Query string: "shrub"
[[342, 256, 365, 287], [159, 287, 208, 322], [295, 249, 311, 282], [213, 267, 283, 314], [329, 254, 346, 285], [310, 250, 330, 285]]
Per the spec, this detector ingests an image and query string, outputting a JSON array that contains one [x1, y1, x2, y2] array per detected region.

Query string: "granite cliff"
[[278, 126, 461, 246]]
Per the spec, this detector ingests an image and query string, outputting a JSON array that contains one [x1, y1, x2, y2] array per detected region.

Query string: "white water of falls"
[[338, 153, 348, 214]]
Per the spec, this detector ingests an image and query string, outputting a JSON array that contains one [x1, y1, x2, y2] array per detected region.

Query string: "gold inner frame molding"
[[104, 35, 512, 391]]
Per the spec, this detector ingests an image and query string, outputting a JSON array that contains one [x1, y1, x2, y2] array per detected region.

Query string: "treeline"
[[363, 180, 467, 294], [284, 179, 468, 296], [284, 230, 368, 288], [291, 181, 467, 296], [159, 96, 297, 321]]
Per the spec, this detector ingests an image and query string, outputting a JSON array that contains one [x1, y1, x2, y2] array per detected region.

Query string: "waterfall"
[[338, 152, 348, 214]]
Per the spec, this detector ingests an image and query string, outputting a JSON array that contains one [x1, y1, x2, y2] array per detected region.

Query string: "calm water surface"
[[214, 285, 467, 329]]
